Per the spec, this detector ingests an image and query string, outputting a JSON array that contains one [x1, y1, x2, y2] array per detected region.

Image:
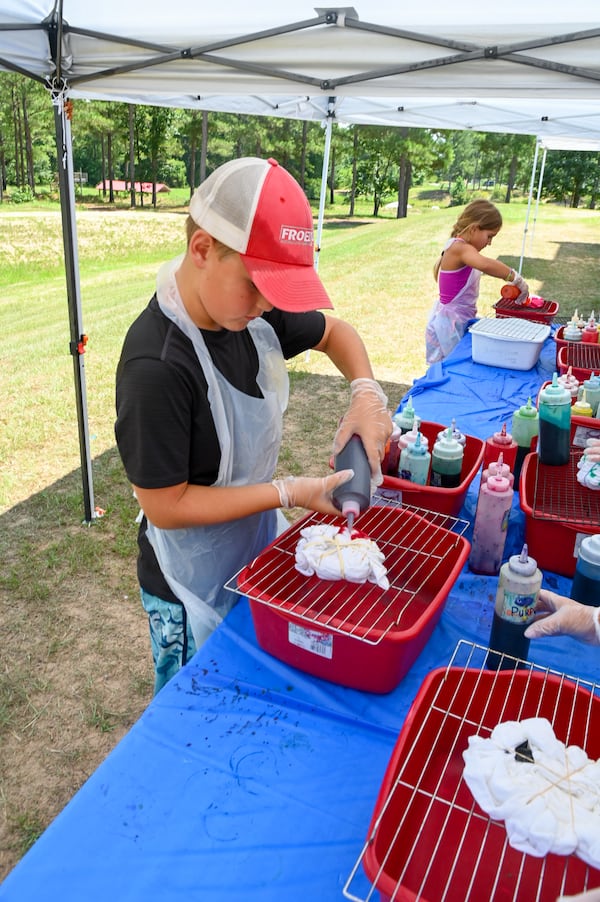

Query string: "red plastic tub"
[[519, 442, 600, 577], [237, 505, 470, 693], [363, 660, 600, 902], [381, 421, 484, 516], [558, 342, 600, 381], [493, 295, 559, 325]]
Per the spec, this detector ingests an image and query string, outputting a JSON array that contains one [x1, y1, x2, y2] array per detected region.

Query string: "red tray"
[[381, 421, 484, 516], [558, 342, 600, 381], [237, 505, 470, 693], [493, 296, 559, 325], [363, 661, 600, 902]]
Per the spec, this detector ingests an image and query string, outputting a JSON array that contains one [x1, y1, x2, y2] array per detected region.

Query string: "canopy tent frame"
[[2, 1, 600, 521]]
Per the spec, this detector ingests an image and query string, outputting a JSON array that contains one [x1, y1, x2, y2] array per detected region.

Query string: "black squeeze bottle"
[[332, 434, 371, 529]]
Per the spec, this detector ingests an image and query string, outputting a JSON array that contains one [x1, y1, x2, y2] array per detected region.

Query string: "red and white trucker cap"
[[188, 157, 333, 313]]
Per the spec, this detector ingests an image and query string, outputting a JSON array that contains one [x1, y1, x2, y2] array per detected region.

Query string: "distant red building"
[[95, 180, 170, 193]]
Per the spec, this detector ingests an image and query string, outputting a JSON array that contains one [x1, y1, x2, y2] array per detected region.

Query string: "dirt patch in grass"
[[0, 373, 408, 881]]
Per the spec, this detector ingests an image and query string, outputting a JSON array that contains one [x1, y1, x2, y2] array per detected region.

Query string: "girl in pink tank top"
[[425, 199, 529, 364]]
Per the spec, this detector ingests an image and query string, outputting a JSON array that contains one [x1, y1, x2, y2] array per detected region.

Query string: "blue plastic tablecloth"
[[1, 331, 598, 902]]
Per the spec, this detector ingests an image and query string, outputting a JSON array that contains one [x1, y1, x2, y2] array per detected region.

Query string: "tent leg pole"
[[314, 97, 335, 271], [519, 138, 540, 274], [53, 92, 96, 524], [530, 147, 547, 252]]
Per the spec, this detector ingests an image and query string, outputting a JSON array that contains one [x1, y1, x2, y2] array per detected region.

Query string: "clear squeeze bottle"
[[570, 534, 600, 606], [398, 419, 429, 454], [399, 432, 431, 485], [563, 315, 582, 342], [557, 365, 580, 400], [332, 434, 371, 529], [482, 422, 518, 472], [481, 452, 514, 489], [511, 397, 539, 482], [469, 473, 514, 575], [486, 544, 542, 670], [392, 399, 416, 435], [582, 373, 600, 417], [537, 373, 571, 466], [382, 423, 402, 476], [430, 427, 464, 488]]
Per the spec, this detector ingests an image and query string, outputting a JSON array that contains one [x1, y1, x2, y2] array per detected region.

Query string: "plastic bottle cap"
[[578, 534, 600, 566], [518, 398, 538, 419], [540, 373, 571, 403], [508, 543, 538, 576], [486, 474, 510, 492], [409, 434, 429, 456], [341, 499, 361, 520], [433, 428, 463, 459]]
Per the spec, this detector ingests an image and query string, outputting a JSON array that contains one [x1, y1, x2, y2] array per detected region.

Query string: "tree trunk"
[[129, 105, 136, 208], [21, 88, 35, 193], [200, 111, 208, 183], [349, 129, 358, 216], [505, 154, 518, 203], [396, 154, 411, 219], [107, 133, 114, 203], [100, 135, 106, 198]]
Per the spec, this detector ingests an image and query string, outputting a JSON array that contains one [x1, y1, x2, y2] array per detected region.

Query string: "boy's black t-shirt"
[[115, 295, 326, 604]]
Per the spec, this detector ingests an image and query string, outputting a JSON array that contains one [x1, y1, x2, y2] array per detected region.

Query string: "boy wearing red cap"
[[115, 157, 391, 692]]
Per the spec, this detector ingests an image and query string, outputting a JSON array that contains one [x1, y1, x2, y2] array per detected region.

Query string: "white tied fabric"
[[463, 718, 600, 868], [294, 524, 389, 589], [577, 454, 600, 490]]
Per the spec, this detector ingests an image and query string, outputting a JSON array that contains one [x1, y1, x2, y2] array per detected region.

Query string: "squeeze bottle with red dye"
[[482, 422, 518, 472], [469, 473, 514, 575], [481, 452, 514, 489], [582, 313, 599, 344]]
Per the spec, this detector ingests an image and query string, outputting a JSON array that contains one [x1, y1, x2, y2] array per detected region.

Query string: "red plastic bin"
[[381, 421, 484, 516], [557, 342, 600, 381], [493, 295, 559, 325], [519, 442, 600, 577], [363, 661, 600, 902], [237, 505, 470, 693]]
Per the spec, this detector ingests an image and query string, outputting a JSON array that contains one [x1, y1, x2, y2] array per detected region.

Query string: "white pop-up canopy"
[[1, 1, 600, 518]]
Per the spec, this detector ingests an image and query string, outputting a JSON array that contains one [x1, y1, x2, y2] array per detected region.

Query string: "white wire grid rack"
[[344, 640, 600, 902], [227, 497, 469, 647]]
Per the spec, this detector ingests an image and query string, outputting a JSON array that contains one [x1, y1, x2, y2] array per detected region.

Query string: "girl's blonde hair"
[[434, 199, 503, 280]]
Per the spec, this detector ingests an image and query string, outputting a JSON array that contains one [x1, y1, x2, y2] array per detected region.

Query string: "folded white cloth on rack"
[[294, 524, 389, 589], [463, 718, 600, 868], [577, 455, 600, 490]]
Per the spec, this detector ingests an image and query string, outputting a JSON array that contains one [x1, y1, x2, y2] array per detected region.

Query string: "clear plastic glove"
[[272, 469, 354, 516], [524, 589, 600, 645], [511, 272, 529, 305], [585, 438, 600, 463], [333, 378, 393, 488], [557, 891, 600, 902]]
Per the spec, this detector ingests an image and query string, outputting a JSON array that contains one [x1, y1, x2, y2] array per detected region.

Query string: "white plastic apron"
[[145, 257, 289, 647], [425, 239, 481, 364]]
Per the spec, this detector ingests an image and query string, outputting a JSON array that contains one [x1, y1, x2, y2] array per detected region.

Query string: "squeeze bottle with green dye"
[[537, 373, 571, 466], [469, 473, 514, 575], [511, 397, 539, 482], [486, 544, 542, 670], [430, 427, 464, 488], [392, 399, 416, 435], [399, 432, 431, 485]]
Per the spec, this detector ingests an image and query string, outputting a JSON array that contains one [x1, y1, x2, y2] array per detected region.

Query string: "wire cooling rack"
[[227, 498, 469, 646], [528, 451, 600, 528], [344, 641, 600, 902]]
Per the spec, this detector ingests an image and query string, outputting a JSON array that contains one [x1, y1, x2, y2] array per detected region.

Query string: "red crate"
[[381, 421, 484, 516], [237, 505, 470, 693], [519, 438, 600, 576], [493, 296, 559, 325], [363, 660, 600, 902], [558, 342, 600, 381]]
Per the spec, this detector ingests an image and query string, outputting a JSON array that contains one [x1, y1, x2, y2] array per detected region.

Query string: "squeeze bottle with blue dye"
[[430, 427, 464, 488], [570, 534, 600, 606], [511, 397, 539, 482], [486, 544, 542, 670], [537, 373, 571, 466], [399, 432, 431, 485], [332, 434, 371, 529], [469, 473, 513, 575]]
